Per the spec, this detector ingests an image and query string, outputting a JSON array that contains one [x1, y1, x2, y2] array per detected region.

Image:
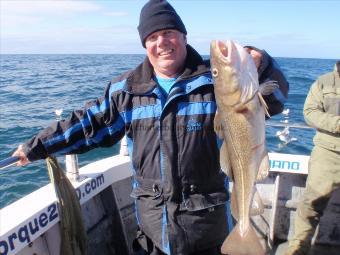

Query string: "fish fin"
[[214, 110, 224, 139], [233, 102, 250, 114], [250, 187, 265, 216], [256, 152, 270, 180], [258, 92, 270, 118], [221, 223, 266, 255], [215, 112, 234, 179], [220, 142, 233, 179], [230, 186, 238, 220]]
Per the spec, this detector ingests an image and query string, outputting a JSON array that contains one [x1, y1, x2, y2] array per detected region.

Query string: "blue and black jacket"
[[23, 45, 229, 254]]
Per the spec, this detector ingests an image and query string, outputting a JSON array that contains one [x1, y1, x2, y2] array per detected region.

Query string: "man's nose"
[[157, 35, 167, 46]]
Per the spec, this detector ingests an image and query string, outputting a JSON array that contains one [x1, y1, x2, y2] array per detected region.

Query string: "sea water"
[[0, 54, 336, 208]]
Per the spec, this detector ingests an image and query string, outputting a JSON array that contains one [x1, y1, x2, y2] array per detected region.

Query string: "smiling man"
[[144, 29, 187, 78], [13, 1, 287, 254], [130, 1, 230, 254], [138, 0, 188, 79]]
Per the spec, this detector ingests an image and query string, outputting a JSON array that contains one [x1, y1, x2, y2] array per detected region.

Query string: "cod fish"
[[210, 40, 270, 255]]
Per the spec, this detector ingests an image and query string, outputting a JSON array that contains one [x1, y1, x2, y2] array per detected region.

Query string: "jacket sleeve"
[[23, 82, 126, 161], [303, 80, 340, 134]]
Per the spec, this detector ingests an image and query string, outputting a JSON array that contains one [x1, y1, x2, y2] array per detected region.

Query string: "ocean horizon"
[[1, 53, 338, 61]]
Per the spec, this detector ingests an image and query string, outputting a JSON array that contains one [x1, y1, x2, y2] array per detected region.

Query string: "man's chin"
[[158, 60, 176, 69]]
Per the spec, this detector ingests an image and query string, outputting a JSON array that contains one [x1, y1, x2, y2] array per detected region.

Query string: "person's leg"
[[333, 150, 340, 188], [132, 229, 167, 255], [286, 146, 336, 255]]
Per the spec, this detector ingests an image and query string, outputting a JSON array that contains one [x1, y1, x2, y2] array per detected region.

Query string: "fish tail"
[[221, 223, 265, 255]]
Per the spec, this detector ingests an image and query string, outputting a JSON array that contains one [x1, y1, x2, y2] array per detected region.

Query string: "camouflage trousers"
[[286, 146, 340, 255]]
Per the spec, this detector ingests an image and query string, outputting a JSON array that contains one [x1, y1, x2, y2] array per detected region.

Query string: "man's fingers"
[[261, 80, 279, 87], [259, 80, 279, 95], [12, 144, 30, 166]]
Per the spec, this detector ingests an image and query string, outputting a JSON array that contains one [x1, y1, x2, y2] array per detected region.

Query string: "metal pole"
[[120, 135, 129, 156], [54, 109, 80, 182], [268, 174, 280, 249], [65, 154, 79, 181], [265, 121, 314, 130]]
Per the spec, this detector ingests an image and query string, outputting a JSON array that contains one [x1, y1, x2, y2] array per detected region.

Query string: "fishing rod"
[[0, 156, 20, 170]]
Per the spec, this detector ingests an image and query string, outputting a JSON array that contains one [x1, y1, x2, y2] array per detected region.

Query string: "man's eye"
[[147, 35, 157, 42]]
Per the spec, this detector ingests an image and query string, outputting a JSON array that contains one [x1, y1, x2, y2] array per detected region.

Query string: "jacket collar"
[[124, 45, 210, 95]]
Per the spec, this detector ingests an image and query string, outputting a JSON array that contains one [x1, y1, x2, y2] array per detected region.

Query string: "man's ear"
[[183, 34, 187, 44]]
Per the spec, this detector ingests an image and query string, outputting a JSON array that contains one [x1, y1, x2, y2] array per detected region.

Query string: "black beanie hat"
[[138, 0, 187, 47]]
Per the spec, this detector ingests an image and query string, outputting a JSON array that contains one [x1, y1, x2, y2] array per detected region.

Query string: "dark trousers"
[[133, 230, 222, 255], [134, 244, 221, 255]]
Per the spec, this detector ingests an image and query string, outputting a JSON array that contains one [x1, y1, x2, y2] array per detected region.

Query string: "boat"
[[1, 130, 340, 255]]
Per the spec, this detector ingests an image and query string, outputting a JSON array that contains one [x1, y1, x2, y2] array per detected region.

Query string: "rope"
[[46, 156, 87, 255]]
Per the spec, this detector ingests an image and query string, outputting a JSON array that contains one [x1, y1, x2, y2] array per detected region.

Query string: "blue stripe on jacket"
[[177, 101, 216, 116], [165, 74, 213, 108], [43, 120, 88, 147], [109, 80, 125, 95], [120, 104, 162, 123], [43, 80, 126, 149], [52, 116, 125, 155]]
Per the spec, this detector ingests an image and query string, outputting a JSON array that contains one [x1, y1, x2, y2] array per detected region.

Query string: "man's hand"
[[259, 80, 279, 96], [12, 144, 30, 166], [244, 48, 262, 69]]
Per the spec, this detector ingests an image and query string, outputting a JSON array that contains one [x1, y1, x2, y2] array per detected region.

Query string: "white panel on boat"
[[269, 152, 309, 174]]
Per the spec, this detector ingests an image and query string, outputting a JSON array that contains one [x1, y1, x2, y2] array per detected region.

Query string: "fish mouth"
[[213, 40, 231, 63]]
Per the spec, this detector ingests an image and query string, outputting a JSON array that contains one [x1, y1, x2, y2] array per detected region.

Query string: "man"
[[285, 61, 340, 255], [244, 46, 289, 116], [13, 1, 288, 254]]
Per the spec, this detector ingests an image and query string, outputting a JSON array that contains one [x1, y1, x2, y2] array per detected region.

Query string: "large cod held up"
[[210, 40, 270, 255]]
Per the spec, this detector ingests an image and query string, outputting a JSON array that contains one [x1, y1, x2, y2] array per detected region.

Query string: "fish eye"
[[212, 68, 218, 77]]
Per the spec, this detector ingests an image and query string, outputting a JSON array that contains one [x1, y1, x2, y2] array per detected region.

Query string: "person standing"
[[285, 60, 340, 255]]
